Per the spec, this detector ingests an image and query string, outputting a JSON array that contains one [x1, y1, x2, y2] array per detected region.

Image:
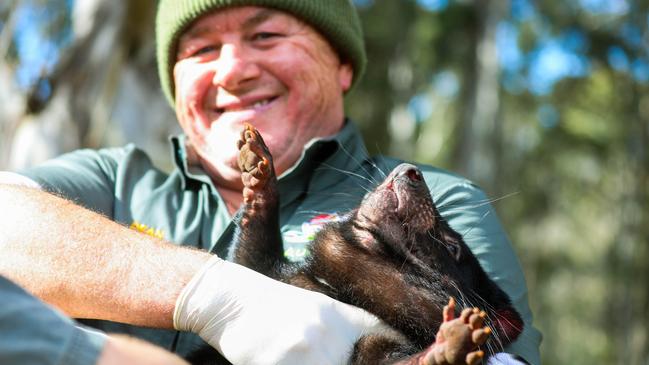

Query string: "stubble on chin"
[[193, 140, 242, 187]]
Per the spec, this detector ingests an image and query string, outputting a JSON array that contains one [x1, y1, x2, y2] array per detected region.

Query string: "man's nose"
[[212, 43, 261, 90]]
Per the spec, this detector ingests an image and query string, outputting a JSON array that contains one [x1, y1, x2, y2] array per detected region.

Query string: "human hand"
[[174, 256, 390, 364]]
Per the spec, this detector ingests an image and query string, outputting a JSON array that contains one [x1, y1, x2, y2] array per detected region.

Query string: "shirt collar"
[[170, 119, 370, 202], [170, 135, 214, 191]]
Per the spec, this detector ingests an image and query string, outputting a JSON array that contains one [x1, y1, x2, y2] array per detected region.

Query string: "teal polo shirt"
[[0, 275, 106, 365], [21, 120, 542, 364]]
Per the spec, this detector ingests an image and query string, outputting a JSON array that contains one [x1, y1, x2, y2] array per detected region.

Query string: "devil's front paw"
[[237, 123, 276, 202], [419, 298, 491, 365]]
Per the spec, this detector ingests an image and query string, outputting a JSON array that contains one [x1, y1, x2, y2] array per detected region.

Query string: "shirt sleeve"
[[0, 275, 107, 365], [426, 172, 542, 365], [17, 146, 131, 216]]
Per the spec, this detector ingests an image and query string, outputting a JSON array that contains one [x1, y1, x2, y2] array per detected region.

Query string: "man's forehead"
[[182, 7, 290, 38]]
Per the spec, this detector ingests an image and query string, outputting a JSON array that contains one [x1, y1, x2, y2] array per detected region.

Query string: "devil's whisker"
[[332, 144, 383, 185], [319, 163, 378, 188]]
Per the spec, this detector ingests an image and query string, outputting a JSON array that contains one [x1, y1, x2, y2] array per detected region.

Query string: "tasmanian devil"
[[188, 124, 524, 365]]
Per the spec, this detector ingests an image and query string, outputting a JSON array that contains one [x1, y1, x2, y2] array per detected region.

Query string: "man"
[[0, 0, 542, 364]]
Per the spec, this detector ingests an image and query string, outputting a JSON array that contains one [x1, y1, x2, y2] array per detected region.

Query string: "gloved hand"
[[174, 256, 391, 365]]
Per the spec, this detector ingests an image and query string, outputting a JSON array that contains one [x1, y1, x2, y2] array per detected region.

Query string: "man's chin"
[[193, 149, 239, 181]]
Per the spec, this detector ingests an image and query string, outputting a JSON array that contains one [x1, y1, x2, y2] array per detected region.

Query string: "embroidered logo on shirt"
[[283, 213, 341, 262], [130, 221, 165, 239]]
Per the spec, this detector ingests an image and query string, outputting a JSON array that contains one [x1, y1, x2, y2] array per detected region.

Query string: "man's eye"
[[178, 44, 219, 60], [193, 45, 218, 56], [252, 32, 281, 41]]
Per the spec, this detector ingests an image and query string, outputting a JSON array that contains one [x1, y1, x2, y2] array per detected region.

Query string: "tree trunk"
[[4, 0, 178, 171], [453, 0, 506, 192], [608, 83, 649, 365]]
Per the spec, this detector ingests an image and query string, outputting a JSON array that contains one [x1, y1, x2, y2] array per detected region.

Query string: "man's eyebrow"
[[241, 9, 279, 30]]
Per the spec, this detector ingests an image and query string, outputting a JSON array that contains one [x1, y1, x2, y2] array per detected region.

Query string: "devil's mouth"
[[383, 182, 411, 220]]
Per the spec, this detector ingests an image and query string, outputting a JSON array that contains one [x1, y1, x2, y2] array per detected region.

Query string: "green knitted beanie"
[[156, 0, 366, 105]]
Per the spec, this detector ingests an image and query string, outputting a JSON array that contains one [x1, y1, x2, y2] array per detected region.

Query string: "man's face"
[[174, 6, 353, 188]]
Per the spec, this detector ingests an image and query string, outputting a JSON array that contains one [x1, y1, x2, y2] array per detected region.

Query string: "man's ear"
[[338, 62, 354, 92]]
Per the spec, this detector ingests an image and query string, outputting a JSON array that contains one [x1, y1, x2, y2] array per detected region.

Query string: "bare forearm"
[[0, 184, 211, 328]]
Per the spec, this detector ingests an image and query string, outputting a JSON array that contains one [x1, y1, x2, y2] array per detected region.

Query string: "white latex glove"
[[174, 256, 393, 365]]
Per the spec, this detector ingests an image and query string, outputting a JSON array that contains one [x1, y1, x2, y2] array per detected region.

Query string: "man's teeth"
[[252, 99, 271, 108], [218, 99, 272, 113]]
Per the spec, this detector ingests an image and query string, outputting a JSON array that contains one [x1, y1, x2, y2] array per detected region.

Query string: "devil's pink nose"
[[405, 168, 422, 182], [393, 163, 423, 183]]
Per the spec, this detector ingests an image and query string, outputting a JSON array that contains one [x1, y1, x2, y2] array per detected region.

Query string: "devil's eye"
[[446, 243, 461, 261]]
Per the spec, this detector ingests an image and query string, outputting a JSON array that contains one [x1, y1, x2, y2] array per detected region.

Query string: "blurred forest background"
[[0, 0, 647, 364]]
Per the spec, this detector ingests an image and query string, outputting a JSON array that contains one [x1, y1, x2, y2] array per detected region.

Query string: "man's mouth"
[[215, 96, 277, 114]]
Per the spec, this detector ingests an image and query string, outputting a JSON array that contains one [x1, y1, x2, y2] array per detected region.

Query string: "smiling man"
[[169, 6, 354, 213], [0, 1, 541, 364]]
